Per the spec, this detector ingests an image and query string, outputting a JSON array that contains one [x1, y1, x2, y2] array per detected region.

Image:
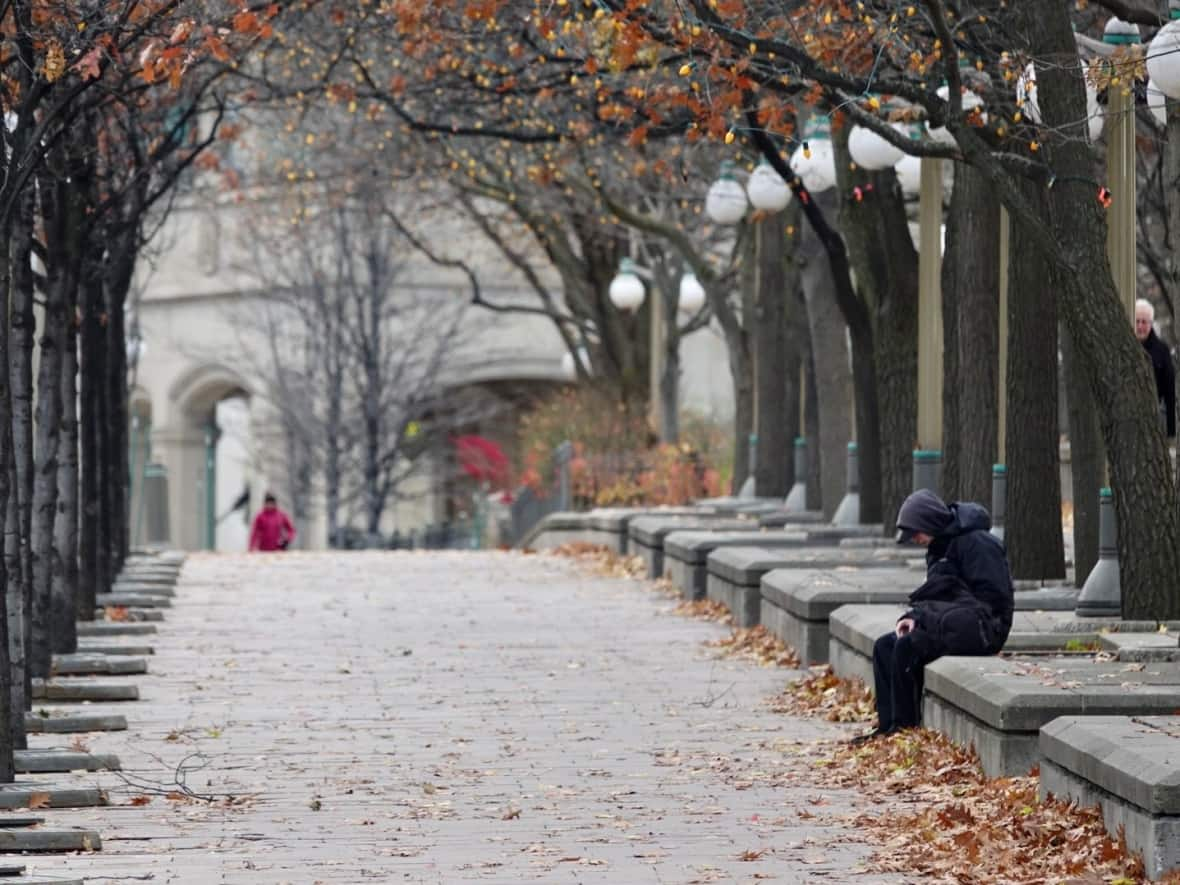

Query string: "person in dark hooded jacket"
[[852, 489, 1014, 743]]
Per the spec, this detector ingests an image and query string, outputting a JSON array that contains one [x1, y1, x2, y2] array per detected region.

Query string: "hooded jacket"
[[896, 490, 1014, 654]]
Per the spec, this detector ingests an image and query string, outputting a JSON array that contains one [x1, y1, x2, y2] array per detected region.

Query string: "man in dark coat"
[[1135, 298, 1176, 439], [851, 489, 1014, 743]]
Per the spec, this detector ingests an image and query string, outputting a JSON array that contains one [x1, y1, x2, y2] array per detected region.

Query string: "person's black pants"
[[872, 631, 933, 732]]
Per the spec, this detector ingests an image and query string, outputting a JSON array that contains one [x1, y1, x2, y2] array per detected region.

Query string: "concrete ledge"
[[1040, 755, 1180, 880], [32, 679, 139, 702], [1099, 633, 1180, 662], [93, 608, 164, 622], [707, 572, 760, 627], [76, 622, 157, 637], [628, 516, 753, 579], [922, 693, 1039, 778], [113, 583, 176, 596], [0, 783, 105, 809], [75, 642, 155, 656], [0, 828, 99, 853], [15, 749, 120, 773], [757, 510, 827, 528], [52, 654, 148, 676], [26, 712, 128, 734]]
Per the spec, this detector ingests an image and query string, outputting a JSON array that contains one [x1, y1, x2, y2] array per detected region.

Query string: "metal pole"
[[998, 208, 1009, 467], [648, 276, 665, 439], [915, 157, 944, 491]]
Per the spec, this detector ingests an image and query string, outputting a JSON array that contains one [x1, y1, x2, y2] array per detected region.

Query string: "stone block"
[[1099, 633, 1180, 662], [26, 712, 128, 734], [0, 828, 100, 853], [75, 622, 157, 637], [75, 642, 155, 656], [92, 608, 164, 622], [628, 516, 753, 579], [51, 654, 148, 676], [921, 658, 1180, 777], [15, 749, 120, 773], [1040, 716, 1180, 879], [0, 782, 105, 809], [32, 679, 139, 702]]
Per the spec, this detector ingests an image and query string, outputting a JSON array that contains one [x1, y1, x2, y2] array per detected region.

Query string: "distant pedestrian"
[[851, 489, 1013, 743], [1135, 298, 1176, 439], [249, 493, 296, 552]]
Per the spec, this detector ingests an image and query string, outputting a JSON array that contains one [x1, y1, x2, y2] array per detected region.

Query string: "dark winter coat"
[[1142, 329, 1176, 438], [896, 491, 1014, 657]]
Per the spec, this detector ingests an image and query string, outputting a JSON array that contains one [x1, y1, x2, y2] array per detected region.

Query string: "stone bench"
[[1040, 716, 1180, 879], [923, 657, 1180, 779], [827, 598, 1090, 687], [628, 515, 755, 579], [707, 546, 924, 631], [585, 507, 715, 554], [1099, 632, 1180, 662], [665, 525, 887, 602], [521, 512, 598, 551]]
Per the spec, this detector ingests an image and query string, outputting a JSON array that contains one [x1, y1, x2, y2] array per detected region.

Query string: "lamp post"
[[607, 256, 708, 440], [706, 155, 800, 500]]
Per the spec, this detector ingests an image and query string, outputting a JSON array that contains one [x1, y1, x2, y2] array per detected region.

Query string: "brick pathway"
[[30, 551, 904, 883]]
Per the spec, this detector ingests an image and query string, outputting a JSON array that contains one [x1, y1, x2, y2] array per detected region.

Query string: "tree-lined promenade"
[[28, 550, 1143, 883]]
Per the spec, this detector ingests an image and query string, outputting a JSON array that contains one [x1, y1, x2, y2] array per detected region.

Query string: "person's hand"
[[896, 618, 916, 638]]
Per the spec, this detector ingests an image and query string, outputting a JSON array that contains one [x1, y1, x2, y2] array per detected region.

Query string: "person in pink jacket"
[[249, 493, 296, 552]]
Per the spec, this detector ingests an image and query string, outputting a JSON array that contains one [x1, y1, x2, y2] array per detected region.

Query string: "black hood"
[[949, 502, 992, 535], [896, 489, 953, 541]]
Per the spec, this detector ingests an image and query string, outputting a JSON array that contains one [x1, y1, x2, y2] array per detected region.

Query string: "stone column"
[[152, 425, 208, 551]]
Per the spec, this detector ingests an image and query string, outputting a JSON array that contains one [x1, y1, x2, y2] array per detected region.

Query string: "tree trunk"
[[0, 220, 21, 762], [1062, 325, 1102, 586], [106, 243, 135, 573], [3, 454, 23, 752], [832, 128, 917, 529], [1005, 183, 1065, 580], [949, 163, 1001, 506], [729, 229, 757, 493], [800, 199, 854, 518], [78, 268, 103, 619], [754, 208, 799, 498], [29, 242, 66, 680], [52, 302, 79, 654], [96, 287, 112, 596], [1020, 0, 1180, 618], [9, 194, 34, 715]]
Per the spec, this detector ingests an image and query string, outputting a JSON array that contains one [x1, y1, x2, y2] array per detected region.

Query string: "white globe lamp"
[[895, 153, 922, 195], [678, 273, 706, 314], [1148, 80, 1168, 127], [705, 161, 748, 225], [1017, 62, 1104, 142], [848, 122, 905, 170], [1146, 9, 1180, 101], [608, 258, 646, 312], [790, 117, 836, 193], [746, 160, 792, 211]]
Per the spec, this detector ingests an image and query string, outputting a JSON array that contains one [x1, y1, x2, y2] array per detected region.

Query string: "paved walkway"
[[32, 552, 902, 883]]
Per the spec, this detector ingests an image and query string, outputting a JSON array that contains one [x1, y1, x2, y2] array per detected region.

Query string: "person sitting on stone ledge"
[[850, 488, 1014, 744]]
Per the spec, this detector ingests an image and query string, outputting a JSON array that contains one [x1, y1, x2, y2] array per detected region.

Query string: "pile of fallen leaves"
[[548, 543, 646, 579], [809, 729, 1147, 884], [769, 665, 875, 722], [672, 598, 733, 624], [706, 626, 801, 668]]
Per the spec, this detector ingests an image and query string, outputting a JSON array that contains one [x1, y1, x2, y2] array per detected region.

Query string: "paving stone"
[[51, 654, 147, 676], [14, 749, 120, 774], [628, 515, 754, 578], [25, 712, 128, 734], [75, 622, 157, 637], [1040, 716, 1180, 879], [31, 679, 139, 702]]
